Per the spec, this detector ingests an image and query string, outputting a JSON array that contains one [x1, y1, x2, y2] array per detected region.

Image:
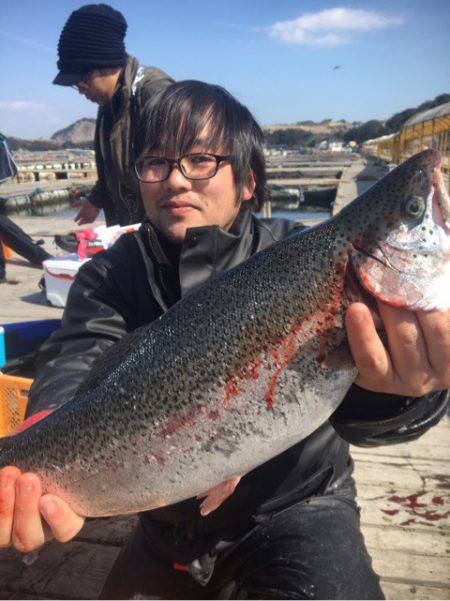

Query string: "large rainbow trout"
[[1, 149, 449, 517]]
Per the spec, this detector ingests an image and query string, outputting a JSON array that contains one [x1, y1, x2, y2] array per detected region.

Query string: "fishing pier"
[[0, 157, 449, 599]]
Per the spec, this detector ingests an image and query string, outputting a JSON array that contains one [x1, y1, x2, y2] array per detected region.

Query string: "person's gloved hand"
[[0, 467, 84, 552], [74, 198, 101, 226]]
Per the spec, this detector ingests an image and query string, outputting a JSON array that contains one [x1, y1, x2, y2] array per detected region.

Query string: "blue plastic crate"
[[0, 326, 5, 368], [0, 319, 61, 362]]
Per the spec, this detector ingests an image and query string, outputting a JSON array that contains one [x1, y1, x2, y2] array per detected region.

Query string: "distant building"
[[329, 141, 344, 152]]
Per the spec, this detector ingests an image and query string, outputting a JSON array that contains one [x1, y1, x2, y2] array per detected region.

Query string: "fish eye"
[[402, 195, 426, 220]]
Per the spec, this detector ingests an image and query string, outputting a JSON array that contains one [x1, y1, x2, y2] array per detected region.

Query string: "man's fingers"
[[346, 303, 392, 390], [378, 303, 434, 394], [0, 467, 21, 547], [12, 473, 45, 553], [39, 495, 85, 543], [199, 476, 241, 517], [417, 309, 450, 378]]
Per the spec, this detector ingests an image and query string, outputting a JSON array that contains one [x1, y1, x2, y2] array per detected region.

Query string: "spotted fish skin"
[[1, 149, 448, 517]]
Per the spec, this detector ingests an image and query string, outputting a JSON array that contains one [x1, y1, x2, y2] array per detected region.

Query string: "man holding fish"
[[1, 81, 449, 599]]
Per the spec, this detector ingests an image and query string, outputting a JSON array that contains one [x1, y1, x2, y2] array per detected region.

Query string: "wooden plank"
[[353, 457, 450, 492], [369, 548, 450, 587], [362, 522, 449, 556], [352, 444, 450, 462], [0, 542, 118, 600], [75, 515, 138, 546], [381, 580, 450, 600], [356, 484, 450, 530]]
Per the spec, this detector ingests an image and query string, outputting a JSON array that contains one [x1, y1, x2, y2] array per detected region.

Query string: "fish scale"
[[1, 149, 449, 517]]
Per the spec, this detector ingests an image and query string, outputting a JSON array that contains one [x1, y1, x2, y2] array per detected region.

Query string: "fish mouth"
[[433, 168, 450, 231]]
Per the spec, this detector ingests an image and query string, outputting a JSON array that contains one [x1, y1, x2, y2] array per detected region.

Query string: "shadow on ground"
[[20, 291, 52, 307]]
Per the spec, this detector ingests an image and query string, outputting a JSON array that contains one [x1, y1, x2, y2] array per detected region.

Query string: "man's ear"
[[241, 170, 256, 203]]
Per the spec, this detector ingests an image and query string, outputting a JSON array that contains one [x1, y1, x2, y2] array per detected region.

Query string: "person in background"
[[0, 134, 52, 283], [53, 3, 174, 227], [0, 215, 53, 284]]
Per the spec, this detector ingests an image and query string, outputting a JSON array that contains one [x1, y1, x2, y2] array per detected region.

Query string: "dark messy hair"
[[135, 80, 267, 210]]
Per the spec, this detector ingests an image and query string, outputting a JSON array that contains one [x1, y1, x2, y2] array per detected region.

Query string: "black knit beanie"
[[53, 4, 128, 86]]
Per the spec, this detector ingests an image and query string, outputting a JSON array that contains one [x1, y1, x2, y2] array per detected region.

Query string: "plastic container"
[[43, 254, 90, 307], [0, 326, 5, 368], [1, 319, 61, 363], [0, 374, 32, 437]]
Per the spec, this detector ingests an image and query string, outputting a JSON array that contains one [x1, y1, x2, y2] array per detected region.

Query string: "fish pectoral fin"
[[197, 475, 241, 517]]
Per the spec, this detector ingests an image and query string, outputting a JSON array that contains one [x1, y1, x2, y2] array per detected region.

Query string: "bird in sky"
[[333, 65, 342, 70]]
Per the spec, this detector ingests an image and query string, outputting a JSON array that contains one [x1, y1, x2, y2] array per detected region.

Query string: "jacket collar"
[[178, 205, 255, 297], [104, 55, 139, 116], [141, 205, 256, 301]]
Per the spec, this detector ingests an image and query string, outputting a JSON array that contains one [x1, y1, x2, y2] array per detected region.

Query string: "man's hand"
[[74, 199, 101, 226], [0, 467, 84, 553], [346, 302, 450, 397]]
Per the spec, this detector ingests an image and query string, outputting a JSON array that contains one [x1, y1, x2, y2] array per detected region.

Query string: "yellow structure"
[[0, 374, 32, 437], [362, 133, 396, 161], [362, 101, 450, 185]]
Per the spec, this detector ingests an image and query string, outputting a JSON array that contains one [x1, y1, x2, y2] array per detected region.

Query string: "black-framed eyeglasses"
[[134, 153, 231, 183]]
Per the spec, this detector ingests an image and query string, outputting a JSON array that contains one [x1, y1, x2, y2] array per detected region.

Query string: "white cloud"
[[267, 7, 403, 47], [0, 101, 46, 113]]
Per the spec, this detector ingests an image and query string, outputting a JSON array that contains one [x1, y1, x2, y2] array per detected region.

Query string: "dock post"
[[262, 198, 271, 219]]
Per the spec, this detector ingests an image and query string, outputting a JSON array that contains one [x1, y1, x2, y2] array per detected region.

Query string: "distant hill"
[[5, 136, 60, 152], [51, 118, 96, 145], [5, 118, 96, 152], [343, 93, 450, 144], [263, 119, 362, 149], [264, 118, 361, 136], [265, 93, 450, 147]]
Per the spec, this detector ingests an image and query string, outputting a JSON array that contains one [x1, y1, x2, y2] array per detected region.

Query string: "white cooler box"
[[43, 254, 90, 308], [42, 223, 141, 308]]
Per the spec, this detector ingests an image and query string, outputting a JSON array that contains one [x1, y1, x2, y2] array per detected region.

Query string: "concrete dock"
[[0, 173, 449, 599]]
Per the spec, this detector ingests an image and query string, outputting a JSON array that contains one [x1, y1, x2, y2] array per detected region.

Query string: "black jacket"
[[28, 208, 448, 536], [88, 55, 174, 226]]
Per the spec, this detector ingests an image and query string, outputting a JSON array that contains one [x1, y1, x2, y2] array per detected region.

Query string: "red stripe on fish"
[[12, 409, 55, 435]]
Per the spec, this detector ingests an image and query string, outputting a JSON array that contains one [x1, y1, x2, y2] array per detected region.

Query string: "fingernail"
[[353, 309, 365, 323], [199, 501, 210, 517], [19, 477, 35, 495], [41, 499, 57, 517]]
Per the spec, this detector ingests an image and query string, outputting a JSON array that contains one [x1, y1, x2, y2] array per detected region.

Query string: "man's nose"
[[165, 163, 191, 189]]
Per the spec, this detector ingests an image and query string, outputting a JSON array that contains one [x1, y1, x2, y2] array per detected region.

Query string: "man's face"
[[75, 69, 120, 106], [139, 146, 255, 245]]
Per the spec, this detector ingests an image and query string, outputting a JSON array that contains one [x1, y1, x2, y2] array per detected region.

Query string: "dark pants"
[[0, 214, 52, 267], [100, 492, 384, 600]]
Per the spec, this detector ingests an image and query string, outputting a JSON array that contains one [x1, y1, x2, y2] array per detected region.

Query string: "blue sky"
[[1, 0, 449, 138]]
